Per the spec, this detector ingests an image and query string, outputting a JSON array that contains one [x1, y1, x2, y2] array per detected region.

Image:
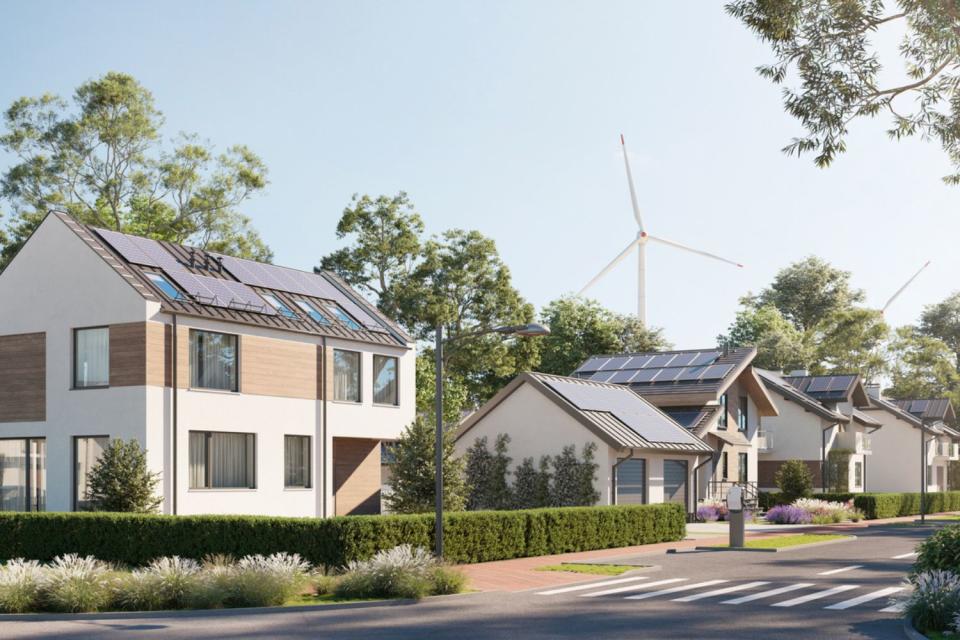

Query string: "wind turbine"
[[880, 260, 931, 314], [579, 134, 744, 325]]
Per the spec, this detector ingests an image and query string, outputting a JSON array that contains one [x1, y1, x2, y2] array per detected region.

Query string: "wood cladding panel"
[[240, 334, 317, 400], [333, 437, 381, 515], [0, 332, 45, 422], [109, 322, 146, 387]]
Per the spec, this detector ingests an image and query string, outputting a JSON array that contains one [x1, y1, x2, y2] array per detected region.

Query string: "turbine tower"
[[881, 261, 931, 314], [579, 134, 744, 325]]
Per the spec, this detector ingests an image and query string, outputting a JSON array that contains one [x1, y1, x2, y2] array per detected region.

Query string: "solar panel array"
[[165, 270, 276, 315], [93, 228, 183, 272], [784, 375, 856, 399], [574, 350, 732, 385], [542, 379, 703, 445]]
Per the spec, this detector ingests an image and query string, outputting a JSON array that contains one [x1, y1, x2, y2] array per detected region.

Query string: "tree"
[[550, 443, 600, 507], [812, 307, 889, 380], [415, 352, 470, 425], [384, 418, 467, 514], [464, 434, 512, 510], [538, 296, 671, 376], [727, 1, 960, 183], [920, 293, 960, 375], [84, 439, 162, 513], [0, 72, 271, 269], [718, 304, 810, 371], [886, 326, 960, 402], [512, 456, 553, 509], [774, 459, 814, 503], [318, 192, 423, 319]]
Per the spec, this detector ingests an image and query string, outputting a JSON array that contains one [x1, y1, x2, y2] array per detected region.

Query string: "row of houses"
[[0, 212, 954, 517]]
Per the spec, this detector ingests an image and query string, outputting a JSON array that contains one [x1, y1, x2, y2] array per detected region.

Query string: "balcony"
[[855, 432, 872, 455], [756, 428, 773, 452], [952, 443, 959, 461]]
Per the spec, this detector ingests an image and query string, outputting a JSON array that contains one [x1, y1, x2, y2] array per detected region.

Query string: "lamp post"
[[434, 322, 550, 559], [921, 417, 938, 524]]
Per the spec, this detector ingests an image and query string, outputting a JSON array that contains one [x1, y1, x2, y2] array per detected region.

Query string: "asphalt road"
[[0, 523, 943, 640]]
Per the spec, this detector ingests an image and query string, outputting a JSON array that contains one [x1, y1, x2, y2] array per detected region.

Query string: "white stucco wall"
[[861, 406, 924, 493]]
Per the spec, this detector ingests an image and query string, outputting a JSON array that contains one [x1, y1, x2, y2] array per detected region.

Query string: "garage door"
[[616, 458, 646, 504]]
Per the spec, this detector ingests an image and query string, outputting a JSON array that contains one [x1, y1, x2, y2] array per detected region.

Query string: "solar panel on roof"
[[624, 355, 652, 369], [631, 368, 661, 383], [668, 353, 698, 367], [646, 354, 677, 368], [676, 366, 709, 382], [806, 377, 831, 393], [690, 351, 721, 366], [609, 369, 639, 384], [654, 368, 684, 382], [588, 371, 615, 382], [94, 228, 183, 272], [165, 271, 275, 315], [599, 356, 632, 371], [699, 364, 734, 381], [576, 357, 608, 373], [827, 375, 854, 392]]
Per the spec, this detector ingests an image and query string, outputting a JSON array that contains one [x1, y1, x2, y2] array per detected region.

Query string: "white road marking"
[[672, 581, 770, 602], [722, 583, 814, 605], [878, 602, 907, 614], [892, 552, 918, 559], [581, 578, 685, 598], [824, 587, 905, 610], [773, 585, 858, 608], [625, 580, 728, 601], [536, 576, 648, 596], [818, 565, 862, 576]]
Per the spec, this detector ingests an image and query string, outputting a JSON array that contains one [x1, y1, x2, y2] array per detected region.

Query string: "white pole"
[[637, 238, 646, 325]]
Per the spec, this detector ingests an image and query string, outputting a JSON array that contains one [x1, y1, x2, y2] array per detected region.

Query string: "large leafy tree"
[[812, 307, 889, 380], [727, 0, 960, 183], [538, 296, 671, 376], [886, 326, 960, 402], [720, 304, 811, 371], [0, 72, 271, 268], [920, 292, 960, 374]]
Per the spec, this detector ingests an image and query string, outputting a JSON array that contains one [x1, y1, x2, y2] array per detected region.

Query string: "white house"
[[454, 372, 713, 512], [571, 347, 779, 507], [755, 370, 880, 493], [0, 212, 416, 517], [861, 389, 959, 493]]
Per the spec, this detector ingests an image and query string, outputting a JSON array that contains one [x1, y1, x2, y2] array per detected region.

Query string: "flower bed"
[[764, 499, 861, 525]]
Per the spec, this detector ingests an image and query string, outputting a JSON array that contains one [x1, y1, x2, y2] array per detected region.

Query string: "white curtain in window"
[[210, 432, 254, 488], [0, 440, 27, 511], [75, 328, 109, 387], [191, 332, 237, 391], [284, 436, 311, 488], [334, 350, 360, 402], [189, 432, 208, 489], [75, 437, 108, 509], [373, 356, 398, 405]]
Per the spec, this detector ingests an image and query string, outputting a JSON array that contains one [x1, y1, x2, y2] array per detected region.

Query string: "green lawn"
[[535, 563, 642, 576], [741, 534, 853, 549], [284, 593, 383, 607]]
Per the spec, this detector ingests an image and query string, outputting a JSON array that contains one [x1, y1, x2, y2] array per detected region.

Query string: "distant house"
[[755, 370, 880, 493], [454, 372, 712, 512], [861, 389, 959, 493], [571, 347, 779, 507]]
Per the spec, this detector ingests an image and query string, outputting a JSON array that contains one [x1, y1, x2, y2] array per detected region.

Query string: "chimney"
[[865, 383, 881, 400], [788, 369, 809, 377]]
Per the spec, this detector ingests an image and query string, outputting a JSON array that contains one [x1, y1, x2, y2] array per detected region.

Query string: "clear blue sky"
[[4, 1, 956, 349]]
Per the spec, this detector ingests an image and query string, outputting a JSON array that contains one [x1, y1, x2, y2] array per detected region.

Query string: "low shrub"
[[915, 525, 960, 575], [696, 500, 728, 523], [115, 556, 202, 611], [904, 571, 960, 634], [765, 505, 812, 525], [0, 559, 44, 613], [42, 554, 115, 613], [854, 491, 960, 520], [335, 545, 440, 600], [429, 566, 467, 595], [229, 553, 312, 607]]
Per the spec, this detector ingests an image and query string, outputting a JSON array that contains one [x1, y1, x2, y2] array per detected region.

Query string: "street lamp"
[[921, 417, 938, 524], [434, 322, 550, 558]]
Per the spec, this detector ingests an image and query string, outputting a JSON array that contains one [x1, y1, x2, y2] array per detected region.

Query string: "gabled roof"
[[756, 369, 848, 423], [781, 374, 870, 407], [894, 399, 956, 424], [866, 394, 941, 432], [52, 212, 409, 348], [851, 409, 882, 428], [457, 372, 712, 454]]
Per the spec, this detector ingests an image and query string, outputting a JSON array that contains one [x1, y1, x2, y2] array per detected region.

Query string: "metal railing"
[[706, 480, 759, 508]]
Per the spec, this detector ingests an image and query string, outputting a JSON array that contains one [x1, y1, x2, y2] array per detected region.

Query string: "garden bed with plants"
[[0, 545, 464, 615], [886, 525, 960, 637], [765, 499, 863, 525]]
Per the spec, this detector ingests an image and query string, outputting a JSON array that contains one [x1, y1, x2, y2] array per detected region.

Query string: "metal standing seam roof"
[[756, 369, 849, 424], [781, 374, 867, 405], [851, 408, 882, 428], [865, 395, 949, 435], [55, 212, 409, 348], [893, 398, 956, 423]]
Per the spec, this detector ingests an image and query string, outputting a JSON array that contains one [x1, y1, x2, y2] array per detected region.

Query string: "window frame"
[[721, 451, 729, 480], [283, 435, 312, 489], [717, 394, 728, 430], [738, 452, 748, 484], [188, 430, 257, 490], [0, 437, 46, 512], [189, 329, 239, 393], [326, 303, 361, 331], [738, 396, 749, 432], [333, 348, 362, 403], [72, 326, 110, 390], [853, 460, 863, 489], [145, 272, 185, 301], [262, 293, 297, 319], [295, 299, 331, 325], [73, 435, 109, 511], [372, 354, 400, 407]]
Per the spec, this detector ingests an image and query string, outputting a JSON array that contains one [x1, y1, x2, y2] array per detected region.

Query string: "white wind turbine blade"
[[882, 261, 931, 313], [578, 237, 642, 295], [647, 235, 744, 268], [620, 134, 645, 232]]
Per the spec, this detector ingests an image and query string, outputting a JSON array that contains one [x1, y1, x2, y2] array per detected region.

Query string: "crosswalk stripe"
[[722, 583, 813, 605], [773, 585, 858, 607], [824, 587, 905, 610], [878, 602, 907, 614], [536, 576, 648, 596], [672, 581, 770, 602], [818, 565, 862, 576], [625, 580, 728, 601], [892, 552, 918, 559], [581, 578, 685, 598]]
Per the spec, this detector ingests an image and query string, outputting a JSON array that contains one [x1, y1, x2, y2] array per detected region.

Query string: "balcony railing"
[[756, 429, 773, 452], [857, 432, 872, 455]]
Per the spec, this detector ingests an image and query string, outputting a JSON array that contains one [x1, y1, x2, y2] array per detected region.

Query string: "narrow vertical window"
[[334, 349, 361, 402], [190, 330, 238, 391], [373, 355, 398, 406], [738, 396, 748, 432], [74, 436, 108, 510], [721, 451, 729, 480], [854, 461, 863, 489], [738, 452, 748, 484], [717, 394, 728, 429], [284, 435, 311, 488], [74, 327, 109, 388]]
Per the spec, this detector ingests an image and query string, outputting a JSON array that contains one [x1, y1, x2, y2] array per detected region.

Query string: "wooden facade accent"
[[109, 322, 146, 387], [240, 334, 317, 400], [333, 437, 381, 515], [0, 332, 46, 422]]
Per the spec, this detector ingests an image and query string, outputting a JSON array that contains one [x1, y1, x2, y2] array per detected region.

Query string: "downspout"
[[693, 453, 714, 506], [171, 314, 178, 515], [320, 336, 328, 517], [611, 449, 636, 505], [821, 423, 837, 493]]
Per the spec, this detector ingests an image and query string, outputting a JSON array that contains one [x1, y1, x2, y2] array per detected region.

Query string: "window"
[[0, 438, 46, 512], [738, 396, 748, 432], [616, 458, 646, 505], [334, 349, 361, 402], [373, 355, 398, 405], [721, 451, 729, 480], [146, 272, 184, 300], [927, 465, 934, 486], [284, 435, 311, 488], [189, 431, 256, 489], [738, 452, 748, 484], [295, 300, 330, 325], [74, 436, 108, 510], [854, 461, 863, 489], [190, 330, 238, 391], [326, 304, 361, 330], [263, 293, 297, 319], [717, 394, 728, 429], [74, 327, 109, 388]]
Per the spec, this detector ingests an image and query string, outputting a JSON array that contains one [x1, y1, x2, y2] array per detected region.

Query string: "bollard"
[[727, 485, 745, 548]]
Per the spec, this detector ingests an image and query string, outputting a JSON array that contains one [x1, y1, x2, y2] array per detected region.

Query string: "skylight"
[[326, 303, 361, 330], [295, 299, 330, 325], [262, 293, 297, 319], [145, 272, 185, 300]]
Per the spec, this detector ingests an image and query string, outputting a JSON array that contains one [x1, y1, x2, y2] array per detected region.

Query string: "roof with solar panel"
[[54, 212, 409, 347], [893, 398, 956, 424], [781, 373, 869, 406]]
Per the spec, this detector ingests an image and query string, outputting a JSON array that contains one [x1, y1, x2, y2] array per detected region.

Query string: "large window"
[[190, 330, 238, 391], [373, 355, 398, 406], [74, 436, 108, 510], [334, 349, 361, 402], [0, 438, 46, 512], [737, 396, 749, 432], [189, 431, 256, 489], [284, 435, 311, 488], [616, 458, 646, 505], [717, 394, 728, 429], [74, 327, 109, 388], [738, 452, 748, 484]]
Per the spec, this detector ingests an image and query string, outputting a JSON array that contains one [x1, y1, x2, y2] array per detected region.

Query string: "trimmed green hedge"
[[852, 491, 960, 520], [0, 503, 685, 567]]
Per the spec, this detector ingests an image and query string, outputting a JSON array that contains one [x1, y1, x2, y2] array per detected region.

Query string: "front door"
[[664, 459, 688, 511]]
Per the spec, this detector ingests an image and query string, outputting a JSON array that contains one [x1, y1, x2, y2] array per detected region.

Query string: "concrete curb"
[[902, 617, 927, 640], [682, 535, 857, 554]]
